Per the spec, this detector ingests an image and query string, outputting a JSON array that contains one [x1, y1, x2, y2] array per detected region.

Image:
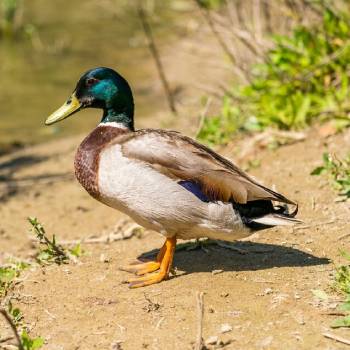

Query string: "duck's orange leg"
[[127, 237, 177, 288], [120, 242, 166, 275]]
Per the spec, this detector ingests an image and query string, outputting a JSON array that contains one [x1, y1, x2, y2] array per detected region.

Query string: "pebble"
[[205, 336, 218, 345], [100, 254, 110, 263], [257, 336, 273, 348], [220, 323, 232, 334]]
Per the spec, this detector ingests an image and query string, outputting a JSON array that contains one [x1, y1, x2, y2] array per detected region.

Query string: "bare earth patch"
[[0, 128, 349, 349]]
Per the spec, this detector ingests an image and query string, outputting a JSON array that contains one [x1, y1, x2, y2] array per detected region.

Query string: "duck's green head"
[[45, 67, 134, 130]]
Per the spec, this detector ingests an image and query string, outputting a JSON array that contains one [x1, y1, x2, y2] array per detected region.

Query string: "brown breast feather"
[[74, 125, 129, 199]]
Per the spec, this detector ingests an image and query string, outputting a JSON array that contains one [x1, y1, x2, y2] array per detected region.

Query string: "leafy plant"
[[311, 153, 350, 200], [0, 308, 44, 350], [21, 330, 44, 350], [0, 261, 28, 297], [331, 251, 350, 328], [197, 96, 245, 146], [243, 7, 350, 130], [28, 217, 69, 265], [200, 5, 350, 144], [8, 300, 23, 325], [0, 266, 17, 297], [69, 243, 84, 258]]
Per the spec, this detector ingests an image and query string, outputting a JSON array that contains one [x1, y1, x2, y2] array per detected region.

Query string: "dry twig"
[[58, 222, 141, 246], [137, 2, 177, 114], [323, 332, 350, 346], [195, 292, 204, 350], [216, 242, 248, 254], [195, 97, 212, 139], [0, 309, 23, 350]]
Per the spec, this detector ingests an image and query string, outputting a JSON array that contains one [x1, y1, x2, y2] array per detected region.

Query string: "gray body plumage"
[[74, 124, 299, 242], [98, 142, 250, 241]]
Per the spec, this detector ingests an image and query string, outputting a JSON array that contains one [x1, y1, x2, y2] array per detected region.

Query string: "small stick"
[[195, 292, 204, 350], [0, 335, 15, 343], [216, 242, 248, 254], [56, 222, 140, 245], [194, 0, 237, 66], [137, 3, 177, 114], [337, 232, 350, 241], [323, 332, 350, 346], [195, 97, 212, 139], [0, 309, 24, 350]]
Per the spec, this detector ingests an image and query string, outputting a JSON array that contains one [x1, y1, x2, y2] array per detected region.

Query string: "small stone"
[[100, 254, 110, 263], [227, 310, 242, 317], [257, 336, 273, 348], [208, 307, 215, 313], [220, 292, 229, 297], [294, 313, 305, 325], [205, 336, 218, 345], [264, 288, 273, 295], [212, 269, 223, 275], [220, 323, 232, 334]]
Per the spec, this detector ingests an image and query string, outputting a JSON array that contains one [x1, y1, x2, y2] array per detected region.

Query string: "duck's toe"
[[119, 261, 161, 275], [127, 270, 169, 288]]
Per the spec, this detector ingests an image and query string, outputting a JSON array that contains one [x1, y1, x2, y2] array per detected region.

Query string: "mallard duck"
[[45, 67, 300, 288]]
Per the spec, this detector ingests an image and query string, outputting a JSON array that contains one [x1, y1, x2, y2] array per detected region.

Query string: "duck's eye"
[[86, 78, 99, 86]]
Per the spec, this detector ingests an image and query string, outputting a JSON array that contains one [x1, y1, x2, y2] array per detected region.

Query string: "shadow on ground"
[[139, 241, 330, 276], [0, 154, 72, 201]]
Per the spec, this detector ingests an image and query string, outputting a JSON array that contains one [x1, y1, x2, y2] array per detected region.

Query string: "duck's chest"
[[74, 125, 128, 199]]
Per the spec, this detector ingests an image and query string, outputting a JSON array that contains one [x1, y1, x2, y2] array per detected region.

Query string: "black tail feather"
[[232, 200, 300, 231]]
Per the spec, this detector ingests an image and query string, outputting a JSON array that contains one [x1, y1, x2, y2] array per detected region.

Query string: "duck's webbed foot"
[[121, 236, 177, 288]]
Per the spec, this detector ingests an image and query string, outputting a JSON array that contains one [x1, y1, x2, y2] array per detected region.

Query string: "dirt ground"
[[1, 12, 350, 349], [0, 125, 349, 350]]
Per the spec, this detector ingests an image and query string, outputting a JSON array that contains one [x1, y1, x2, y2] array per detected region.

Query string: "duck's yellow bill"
[[45, 92, 82, 125]]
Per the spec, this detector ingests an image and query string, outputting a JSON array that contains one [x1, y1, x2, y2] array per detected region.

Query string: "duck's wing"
[[119, 129, 295, 205]]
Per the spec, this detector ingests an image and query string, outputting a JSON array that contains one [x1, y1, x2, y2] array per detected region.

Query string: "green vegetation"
[[28, 217, 69, 265], [199, 5, 350, 145], [0, 308, 44, 350], [28, 217, 83, 264], [197, 97, 244, 146], [332, 251, 350, 328], [21, 330, 44, 350], [0, 261, 28, 297], [0, 217, 76, 349], [311, 153, 350, 200], [0, 0, 37, 41], [0, 262, 43, 349], [0, 0, 21, 38], [8, 300, 24, 325], [195, 0, 225, 10]]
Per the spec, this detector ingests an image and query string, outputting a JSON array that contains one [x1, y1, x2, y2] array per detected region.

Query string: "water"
[[0, 0, 184, 146]]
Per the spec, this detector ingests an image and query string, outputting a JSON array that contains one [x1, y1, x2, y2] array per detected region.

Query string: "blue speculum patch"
[[178, 180, 209, 202]]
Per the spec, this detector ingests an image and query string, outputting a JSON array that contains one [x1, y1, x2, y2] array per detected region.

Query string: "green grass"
[[311, 153, 350, 200], [197, 96, 244, 146], [331, 251, 350, 328], [199, 4, 350, 145]]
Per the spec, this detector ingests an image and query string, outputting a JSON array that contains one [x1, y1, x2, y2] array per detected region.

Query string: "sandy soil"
[[0, 126, 349, 350], [1, 9, 350, 349]]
